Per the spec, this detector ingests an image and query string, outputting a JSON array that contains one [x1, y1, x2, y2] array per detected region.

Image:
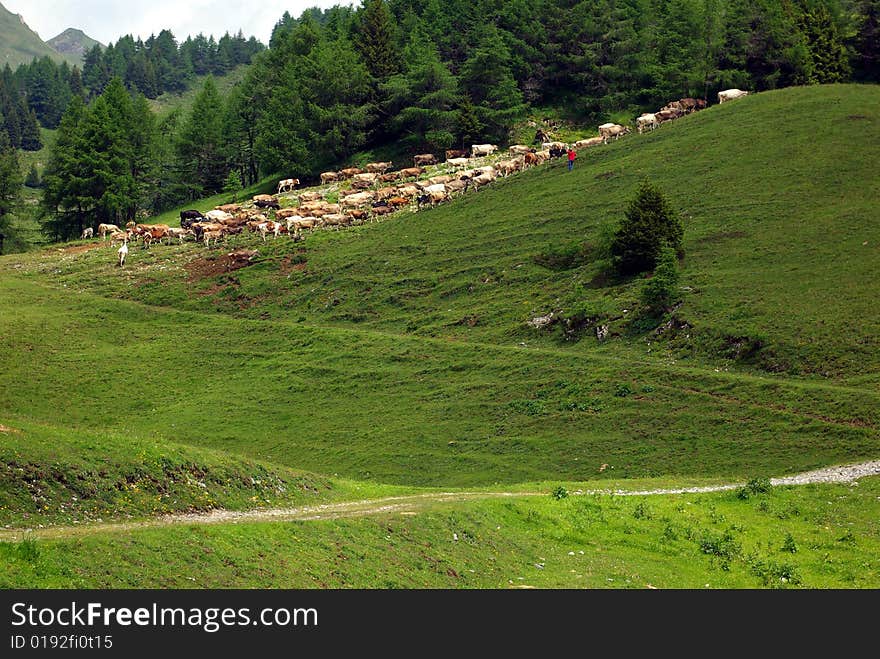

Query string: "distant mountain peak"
[[47, 27, 103, 62]]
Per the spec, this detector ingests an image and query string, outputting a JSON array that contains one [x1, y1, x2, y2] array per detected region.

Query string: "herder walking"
[[567, 148, 577, 172]]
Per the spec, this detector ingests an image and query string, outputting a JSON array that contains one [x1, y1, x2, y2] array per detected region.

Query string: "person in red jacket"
[[567, 148, 577, 171]]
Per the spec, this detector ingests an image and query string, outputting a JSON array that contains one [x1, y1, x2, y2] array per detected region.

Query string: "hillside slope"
[[0, 85, 877, 491], [0, 2, 70, 67]]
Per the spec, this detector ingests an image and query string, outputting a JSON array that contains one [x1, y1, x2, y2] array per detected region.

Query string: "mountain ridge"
[[46, 27, 103, 63]]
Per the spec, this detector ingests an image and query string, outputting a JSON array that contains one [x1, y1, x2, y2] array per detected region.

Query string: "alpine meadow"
[[0, 0, 878, 592]]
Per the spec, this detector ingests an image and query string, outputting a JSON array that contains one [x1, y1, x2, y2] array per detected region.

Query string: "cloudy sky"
[[4, 0, 353, 45]]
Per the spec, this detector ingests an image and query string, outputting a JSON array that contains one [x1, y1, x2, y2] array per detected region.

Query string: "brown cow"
[[413, 154, 437, 167], [399, 167, 423, 179], [445, 149, 469, 160], [337, 168, 362, 179]]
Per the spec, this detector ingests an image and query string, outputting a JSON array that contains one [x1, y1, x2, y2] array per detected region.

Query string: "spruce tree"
[[24, 164, 41, 188], [383, 25, 459, 152], [611, 181, 683, 276], [459, 25, 525, 143], [852, 0, 880, 82], [355, 0, 401, 81], [176, 77, 229, 197], [641, 247, 681, 314], [0, 132, 20, 234]]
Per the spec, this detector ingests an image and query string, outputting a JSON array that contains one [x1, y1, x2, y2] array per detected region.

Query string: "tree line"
[[12, 0, 880, 242], [0, 29, 263, 149]]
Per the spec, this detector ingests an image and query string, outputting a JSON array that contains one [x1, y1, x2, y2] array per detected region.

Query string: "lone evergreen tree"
[[611, 181, 683, 276], [24, 163, 41, 188]]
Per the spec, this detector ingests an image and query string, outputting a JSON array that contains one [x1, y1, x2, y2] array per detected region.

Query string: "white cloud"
[[3, 0, 353, 45]]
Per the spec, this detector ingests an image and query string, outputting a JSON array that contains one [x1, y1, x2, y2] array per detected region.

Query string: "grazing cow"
[[445, 149, 469, 160], [167, 227, 189, 244], [109, 231, 129, 247], [215, 204, 241, 214], [574, 137, 604, 150], [445, 179, 469, 195], [655, 110, 679, 124], [496, 159, 521, 177], [396, 184, 420, 199], [371, 205, 394, 217], [661, 101, 686, 116], [81, 227, 94, 240], [276, 208, 301, 221], [365, 161, 393, 174], [471, 144, 498, 157], [352, 172, 379, 188], [542, 141, 567, 152], [446, 157, 469, 169], [718, 88, 749, 104], [322, 213, 351, 228], [98, 223, 121, 240], [205, 210, 234, 223], [298, 191, 323, 203], [413, 153, 438, 167], [399, 167, 423, 180], [180, 210, 204, 229], [548, 146, 567, 160], [469, 174, 494, 190], [679, 98, 707, 113], [277, 178, 300, 194], [340, 192, 375, 209], [337, 168, 363, 179], [637, 113, 659, 134], [117, 241, 128, 267], [523, 151, 540, 167], [320, 171, 339, 185], [203, 230, 224, 248], [379, 172, 402, 183], [346, 209, 368, 223], [428, 175, 453, 186], [253, 195, 280, 210], [598, 123, 630, 143], [387, 196, 411, 208], [509, 145, 532, 155]]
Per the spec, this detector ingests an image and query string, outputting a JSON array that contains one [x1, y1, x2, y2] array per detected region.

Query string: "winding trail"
[[2, 460, 878, 543]]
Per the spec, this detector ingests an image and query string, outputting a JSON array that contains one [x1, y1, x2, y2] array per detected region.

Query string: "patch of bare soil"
[[0, 424, 21, 434], [56, 243, 105, 255], [185, 250, 259, 283]]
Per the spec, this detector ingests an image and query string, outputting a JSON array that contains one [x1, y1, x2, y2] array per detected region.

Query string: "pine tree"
[[611, 181, 684, 276]]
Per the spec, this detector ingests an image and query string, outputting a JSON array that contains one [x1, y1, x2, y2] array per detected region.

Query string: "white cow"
[[718, 89, 749, 104], [277, 178, 300, 194], [471, 144, 498, 157], [637, 113, 658, 134], [598, 123, 630, 143]]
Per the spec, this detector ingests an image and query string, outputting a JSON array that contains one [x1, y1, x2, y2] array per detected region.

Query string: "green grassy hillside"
[[3, 477, 878, 588], [0, 2, 72, 67], [0, 84, 878, 588]]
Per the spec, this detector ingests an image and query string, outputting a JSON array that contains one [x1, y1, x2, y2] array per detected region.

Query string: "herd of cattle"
[[82, 89, 749, 254]]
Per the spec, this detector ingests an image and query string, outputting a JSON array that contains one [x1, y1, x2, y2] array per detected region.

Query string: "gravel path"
[[2, 460, 878, 542]]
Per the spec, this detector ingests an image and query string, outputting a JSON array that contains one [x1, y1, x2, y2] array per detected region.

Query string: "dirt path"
[[2, 460, 878, 542]]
